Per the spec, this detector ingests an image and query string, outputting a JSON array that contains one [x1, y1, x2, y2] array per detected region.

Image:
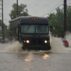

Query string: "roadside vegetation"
[[9, 3, 29, 40], [48, 6, 71, 37]]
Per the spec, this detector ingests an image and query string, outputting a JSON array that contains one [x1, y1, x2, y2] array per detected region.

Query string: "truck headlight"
[[44, 40, 48, 43], [26, 40, 30, 43]]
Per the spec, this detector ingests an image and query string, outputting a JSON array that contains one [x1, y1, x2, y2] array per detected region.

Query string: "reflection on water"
[[24, 52, 34, 62], [42, 53, 49, 60]]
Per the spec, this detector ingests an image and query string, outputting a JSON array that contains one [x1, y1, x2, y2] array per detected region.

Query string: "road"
[[0, 50, 71, 71], [0, 37, 71, 71]]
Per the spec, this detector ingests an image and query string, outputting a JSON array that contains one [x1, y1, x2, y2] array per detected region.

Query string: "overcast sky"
[[1, 0, 71, 25]]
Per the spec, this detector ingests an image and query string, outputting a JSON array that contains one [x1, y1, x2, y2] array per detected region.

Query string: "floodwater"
[[0, 42, 51, 71], [0, 35, 71, 71]]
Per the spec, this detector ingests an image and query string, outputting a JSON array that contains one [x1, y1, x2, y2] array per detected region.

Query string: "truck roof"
[[10, 16, 48, 22], [10, 16, 48, 25]]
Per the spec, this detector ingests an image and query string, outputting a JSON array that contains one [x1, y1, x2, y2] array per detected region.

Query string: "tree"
[[0, 20, 7, 38], [67, 6, 71, 32], [10, 3, 29, 19], [48, 6, 71, 37], [9, 3, 29, 40], [48, 8, 64, 37]]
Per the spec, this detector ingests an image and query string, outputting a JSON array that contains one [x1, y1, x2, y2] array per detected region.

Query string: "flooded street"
[[0, 51, 71, 71], [0, 36, 71, 71], [0, 0, 71, 70]]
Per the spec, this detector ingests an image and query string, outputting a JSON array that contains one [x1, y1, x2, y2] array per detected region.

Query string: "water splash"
[[4, 41, 23, 53]]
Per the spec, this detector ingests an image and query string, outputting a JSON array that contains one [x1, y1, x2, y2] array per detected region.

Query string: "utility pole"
[[17, 0, 19, 17], [63, 0, 67, 37], [0, 0, 4, 42], [2, 0, 5, 42]]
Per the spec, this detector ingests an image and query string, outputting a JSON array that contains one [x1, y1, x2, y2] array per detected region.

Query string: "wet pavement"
[[0, 52, 71, 71], [0, 38, 71, 71]]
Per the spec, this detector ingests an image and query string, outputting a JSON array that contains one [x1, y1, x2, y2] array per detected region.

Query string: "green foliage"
[[67, 6, 71, 32], [48, 6, 71, 37], [9, 3, 29, 40], [0, 20, 7, 37], [10, 3, 29, 19]]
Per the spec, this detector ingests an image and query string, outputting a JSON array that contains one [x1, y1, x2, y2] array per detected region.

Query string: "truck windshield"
[[21, 25, 48, 33]]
